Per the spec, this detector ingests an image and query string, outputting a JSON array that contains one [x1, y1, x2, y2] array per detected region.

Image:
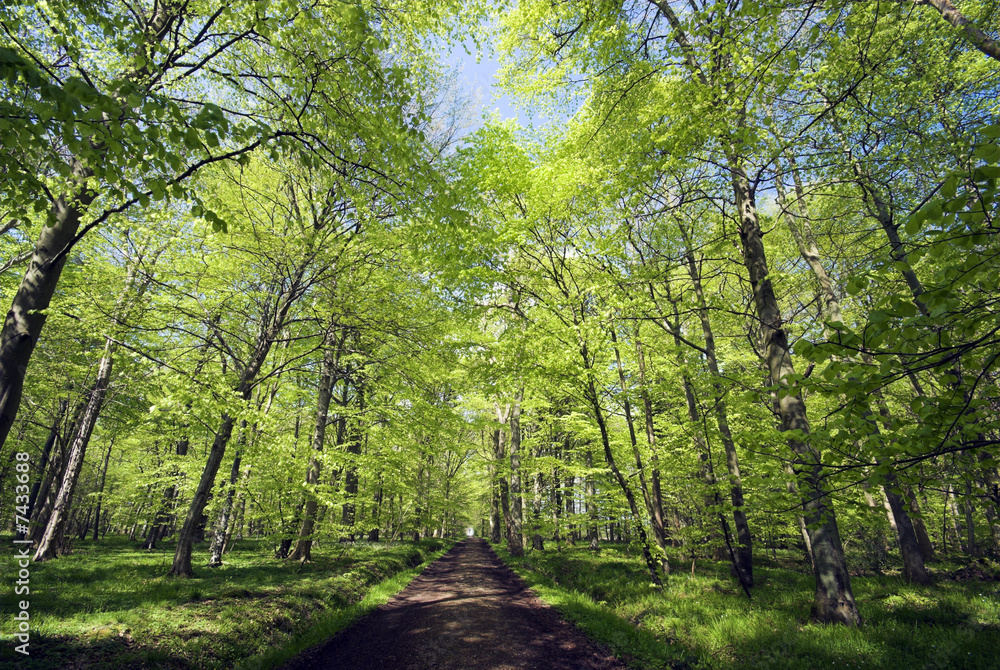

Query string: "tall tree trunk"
[[508, 392, 524, 557], [169, 412, 237, 576], [368, 474, 383, 542], [91, 439, 114, 542], [906, 485, 936, 561], [223, 460, 252, 554], [28, 433, 67, 542], [584, 376, 663, 587], [532, 455, 545, 551], [77, 506, 94, 540], [290, 341, 339, 562], [208, 422, 246, 566], [495, 403, 513, 544], [775, 167, 928, 584], [551, 435, 564, 548], [650, 0, 853, 618], [34, 339, 114, 561], [733, 167, 859, 624], [341, 386, 365, 538], [17, 399, 67, 541], [169, 263, 307, 576], [565, 472, 578, 545], [882, 474, 931, 583], [610, 330, 666, 574], [963, 474, 977, 556], [489, 431, 503, 543], [584, 449, 599, 551], [143, 435, 189, 551], [675, 241, 754, 586], [635, 336, 670, 570]]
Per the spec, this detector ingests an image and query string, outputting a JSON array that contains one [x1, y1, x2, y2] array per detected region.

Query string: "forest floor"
[[494, 542, 1000, 670], [0, 535, 451, 670], [280, 538, 627, 670], [5, 536, 998, 669]]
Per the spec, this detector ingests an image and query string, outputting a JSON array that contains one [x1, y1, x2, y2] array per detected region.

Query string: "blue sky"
[[444, 38, 519, 124]]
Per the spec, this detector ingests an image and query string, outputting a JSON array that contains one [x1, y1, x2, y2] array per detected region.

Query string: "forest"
[[1, 0, 999, 668]]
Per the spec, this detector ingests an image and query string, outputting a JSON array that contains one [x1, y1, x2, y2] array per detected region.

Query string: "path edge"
[[238, 540, 456, 670]]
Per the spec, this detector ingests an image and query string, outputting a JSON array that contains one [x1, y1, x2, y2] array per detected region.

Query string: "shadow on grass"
[[0, 534, 450, 670]]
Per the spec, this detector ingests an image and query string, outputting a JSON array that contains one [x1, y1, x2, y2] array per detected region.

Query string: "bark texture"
[[33, 339, 114, 561], [733, 169, 860, 624]]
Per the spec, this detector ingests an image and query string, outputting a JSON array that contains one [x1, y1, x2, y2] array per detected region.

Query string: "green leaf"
[[973, 143, 1000, 162], [980, 124, 1000, 139]]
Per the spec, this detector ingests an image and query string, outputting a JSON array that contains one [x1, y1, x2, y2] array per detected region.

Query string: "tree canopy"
[[2, 0, 999, 635]]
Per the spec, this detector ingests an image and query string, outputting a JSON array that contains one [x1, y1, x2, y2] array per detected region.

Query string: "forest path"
[[280, 538, 627, 670]]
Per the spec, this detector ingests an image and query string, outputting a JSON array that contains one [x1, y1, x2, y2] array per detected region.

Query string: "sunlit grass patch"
[[497, 542, 1000, 670]]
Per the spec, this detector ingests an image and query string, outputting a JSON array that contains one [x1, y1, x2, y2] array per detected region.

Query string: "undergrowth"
[[1, 534, 451, 669], [495, 542, 1000, 670]]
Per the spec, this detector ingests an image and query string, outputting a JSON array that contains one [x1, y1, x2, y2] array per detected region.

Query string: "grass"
[[495, 542, 1000, 670], [1, 534, 453, 669]]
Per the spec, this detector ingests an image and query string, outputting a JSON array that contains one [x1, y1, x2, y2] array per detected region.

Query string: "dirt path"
[[281, 538, 628, 670]]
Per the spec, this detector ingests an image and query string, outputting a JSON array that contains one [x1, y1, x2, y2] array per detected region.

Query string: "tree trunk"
[[169, 261, 307, 576], [776, 167, 928, 584], [169, 412, 237, 576], [224, 464, 250, 555], [341, 386, 365, 539], [490, 431, 503, 543], [34, 339, 114, 561], [584, 377, 662, 587], [495, 403, 513, 544], [290, 341, 338, 562], [963, 476, 977, 556], [565, 473, 578, 544], [368, 475, 383, 542], [906, 486, 936, 561], [143, 435, 189, 551], [635, 337, 670, 570], [584, 450, 599, 551], [611, 330, 667, 574], [551, 446, 563, 548], [92, 439, 114, 542], [508, 393, 524, 557], [17, 399, 67, 541], [945, 484, 965, 553], [532, 463, 544, 551], [28, 437, 66, 542], [733, 168, 859, 624], [208, 423, 245, 566], [673, 245, 754, 586], [879, 475, 930, 583]]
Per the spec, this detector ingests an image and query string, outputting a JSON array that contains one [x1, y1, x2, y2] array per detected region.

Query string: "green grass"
[[1, 534, 453, 669], [495, 543, 1000, 670]]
